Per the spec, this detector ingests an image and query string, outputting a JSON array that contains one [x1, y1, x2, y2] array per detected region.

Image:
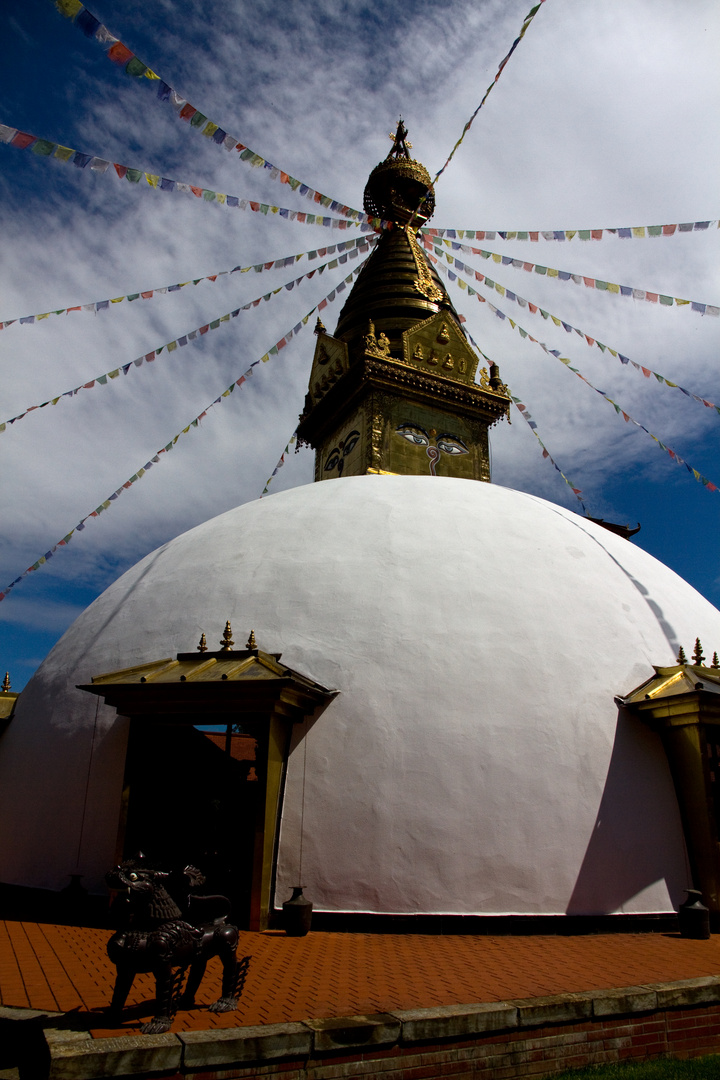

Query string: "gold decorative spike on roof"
[[197, 632, 208, 653], [220, 620, 234, 651], [78, 636, 338, 724]]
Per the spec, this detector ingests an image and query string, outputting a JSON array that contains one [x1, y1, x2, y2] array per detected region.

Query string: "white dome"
[[3, 476, 720, 916]]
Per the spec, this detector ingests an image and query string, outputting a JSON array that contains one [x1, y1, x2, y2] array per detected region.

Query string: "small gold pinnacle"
[[246, 629, 257, 650], [1, 672, 10, 694], [314, 317, 326, 335], [712, 652, 719, 670], [677, 645, 687, 664], [220, 621, 234, 652], [692, 638, 705, 666], [197, 633, 208, 654]]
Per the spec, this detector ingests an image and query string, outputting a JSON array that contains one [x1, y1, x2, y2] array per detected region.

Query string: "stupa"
[[2, 126, 720, 931]]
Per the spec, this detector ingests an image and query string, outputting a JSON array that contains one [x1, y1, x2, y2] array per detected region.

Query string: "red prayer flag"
[[179, 103, 196, 121], [591, 229, 602, 240], [190, 186, 203, 198], [141, 291, 153, 299], [663, 225, 676, 236], [107, 42, 134, 66], [113, 163, 127, 179], [199, 325, 209, 334], [529, 232, 539, 242], [528, 303, 538, 314], [583, 277, 595, 288], [11, 131, 36, 149], [645, 292, 658, 303], [523, 262, 533, 272]]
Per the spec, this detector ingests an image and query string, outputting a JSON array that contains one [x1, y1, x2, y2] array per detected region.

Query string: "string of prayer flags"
[[0, 235, 376, 331], [0, 250, 372, 432], [51, 0, 368, 224], [421, 234, 719, 317], [433, 0, 546, 183], [0, 261, 366, 602], [435, 259, 719, 495], [511, 397, 588, 512], [424, 240, 720, 417], [458, 320, 589, 512], [0, 123, 380, 232], [260, 432, 298, 496], [421, 221, 719, 242]]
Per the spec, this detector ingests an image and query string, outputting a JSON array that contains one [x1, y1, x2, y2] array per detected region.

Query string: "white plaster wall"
[[1, 476, 718, 915]]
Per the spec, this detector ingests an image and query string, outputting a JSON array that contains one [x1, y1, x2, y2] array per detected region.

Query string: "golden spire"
[[220, 621, 234, 652], [1, 672, 10, 694], [677, 645, 687, 664], [712, 651, 719, 670], [692, 638, 705, 666], [197, 633, 208, 653], [246, 629, 257, 650]]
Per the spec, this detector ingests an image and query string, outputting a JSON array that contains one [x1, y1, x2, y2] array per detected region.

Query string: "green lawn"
[[550, 1057, 720, 1079]]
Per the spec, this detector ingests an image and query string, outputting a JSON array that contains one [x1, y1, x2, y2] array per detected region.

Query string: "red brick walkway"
[[2, 922, 720, 1039]]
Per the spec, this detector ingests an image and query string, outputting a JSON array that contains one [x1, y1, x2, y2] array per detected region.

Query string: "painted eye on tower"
[[436, 435, 469, 456], [343, 431, 360, 456], [396, 424, 429, 447], [325, 448, 341, 471]]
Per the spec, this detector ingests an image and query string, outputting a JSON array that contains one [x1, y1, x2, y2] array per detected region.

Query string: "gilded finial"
[[677, 645, 687, 664], [692, 638, 705, 666], [314, 317, 326, 336], [387, 118, 412, 159], [712, 652, 719, 669], [246, 629, 257, 650], [220, 621, 234, 652], [1, 672, 10, 693], [197, 633, 207, 654]]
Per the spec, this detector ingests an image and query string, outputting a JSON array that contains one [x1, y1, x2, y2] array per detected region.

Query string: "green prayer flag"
[[32, 139, 56, 156], [190, 112, 208, 128], [125, 57, 148, 77], [126, 169, 142, 183]]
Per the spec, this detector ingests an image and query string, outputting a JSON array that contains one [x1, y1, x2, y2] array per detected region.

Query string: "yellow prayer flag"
[[551, 315, 562, 327], [37, 313, 50, 320], [54, 146, 74, 161], [222, 389, 231, 397], [202, 122, 219, 138], [55, 0, 83, 17], [676, 298, 690, 306], [220, 314, 230, 322], [495, 284, 505, 296], [143, 69, 160, 80], [261, 354, 270, 362], [167, 341, 178, 352], [547, 267, 558, 277], [565, 231, 577, 240], [492, 253, 501, 263], [216, 193, 226, 204], [632, 227, 645, 238], [111, 297, 124, 304], [607, 282, 620, 293], [145, 174, 159, 188]]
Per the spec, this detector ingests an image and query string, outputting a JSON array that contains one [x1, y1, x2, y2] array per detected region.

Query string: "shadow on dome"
[[566, 707, 688, 916]]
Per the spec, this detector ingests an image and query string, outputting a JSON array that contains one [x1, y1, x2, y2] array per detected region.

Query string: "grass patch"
[[550, 1056, 720, 1079]]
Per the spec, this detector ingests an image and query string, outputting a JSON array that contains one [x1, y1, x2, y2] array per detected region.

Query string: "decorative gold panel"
[[402, 312, 479, 385]]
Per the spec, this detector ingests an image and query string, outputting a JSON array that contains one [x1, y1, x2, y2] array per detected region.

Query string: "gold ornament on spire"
[[197, 633, 208, 653], [220, 621, 234, 652], [676, 645, 687, 664], [246, 629, 257, 650], [712, 651, 720, 669], [692, 638, 705, 666], [1, 672, 10, 693]]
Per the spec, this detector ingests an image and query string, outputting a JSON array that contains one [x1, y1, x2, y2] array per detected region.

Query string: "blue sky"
[[1, 0, 719, 689]]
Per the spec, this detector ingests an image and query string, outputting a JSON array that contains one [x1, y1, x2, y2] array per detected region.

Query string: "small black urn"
[[678, 889, 710, 939], [283, 886, 313, 937]]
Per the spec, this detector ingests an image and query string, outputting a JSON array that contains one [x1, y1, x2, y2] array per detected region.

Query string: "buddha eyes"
[[396, 425, 468, 455], [397, 425, 429, 446], [436, 436, 468, 456], [325, 430, 361, 471]]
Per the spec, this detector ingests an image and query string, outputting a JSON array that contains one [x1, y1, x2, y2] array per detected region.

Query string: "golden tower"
[[297, 122, 511, 481]]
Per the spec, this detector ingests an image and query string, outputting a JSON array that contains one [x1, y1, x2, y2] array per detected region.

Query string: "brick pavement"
[[2, 921, 720, 1040]]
